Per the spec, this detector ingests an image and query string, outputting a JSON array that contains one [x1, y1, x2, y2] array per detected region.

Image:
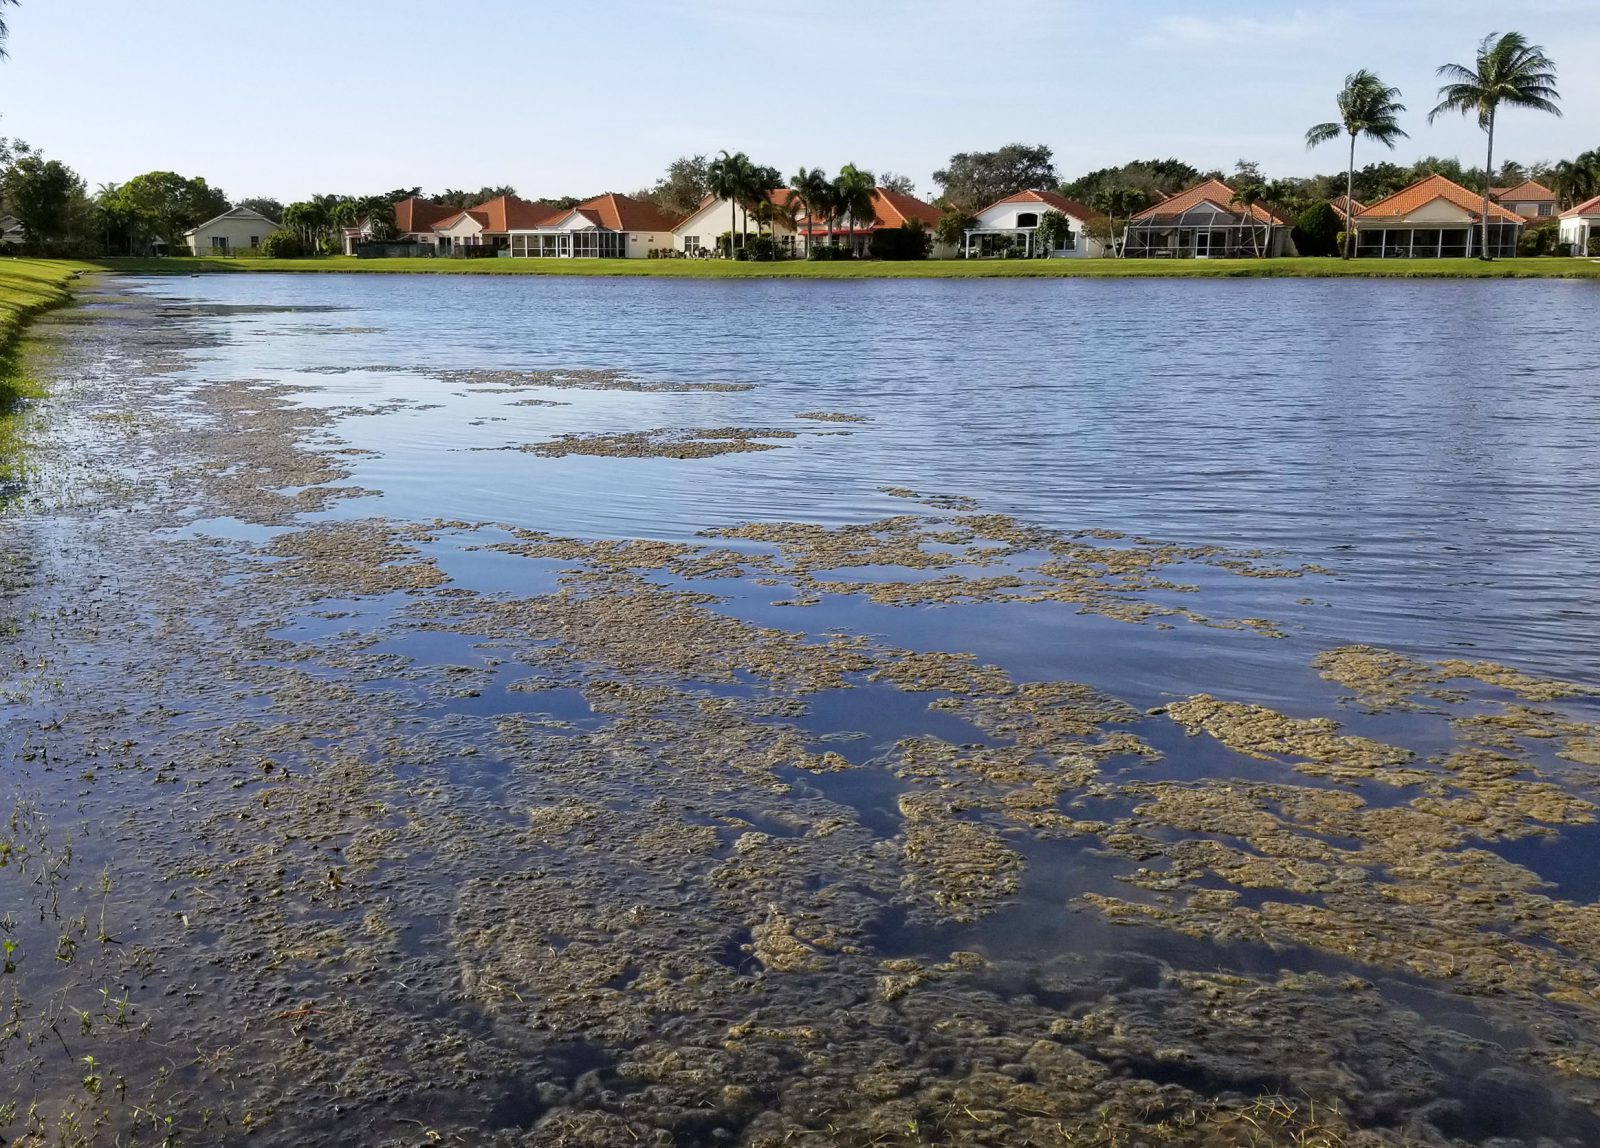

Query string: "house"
[[1351, 174, 1522, 258], [1328, 195, 1365, 225], [1559, 194, 1600, 256], [792, 188, 953, 257], [1489, 179, 1558, 221], [184, 206, 280, 255], [431, 195, 562, 254], [672, 189, 802, 257], [964, 190, 1105, 258], [393, 196, 456, 246], [0, 214, 24, 247], [507, 193, 678, 259], [1122, 180, 1296, 258]]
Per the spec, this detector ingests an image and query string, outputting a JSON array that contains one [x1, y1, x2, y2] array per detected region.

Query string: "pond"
[[3, 272, 1600, 1147]]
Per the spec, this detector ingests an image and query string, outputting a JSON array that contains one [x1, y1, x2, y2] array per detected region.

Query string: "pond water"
[[4, 272, 1600, 1147]]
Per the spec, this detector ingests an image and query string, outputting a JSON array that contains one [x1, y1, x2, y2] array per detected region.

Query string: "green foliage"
[[1517, 220, 1558, 256], [934, 143, 1057, 210], [1034, 210, 1072, 255], [746, 235, 777, 262], [1295, 202, 1343, 257], [1062, 158, 1199, 203], [237, 197, 284, 222], [259, 230, 305, 259], [433, 185, 516, 210], [868, 221, 932, 260], [647, 155, 712, 216], [807, 244, 854, 262], [1, 156, 85, 248], [101, 171, 229, 251], [1590, 236, 1600, 256], [935, 210, 977, 252]]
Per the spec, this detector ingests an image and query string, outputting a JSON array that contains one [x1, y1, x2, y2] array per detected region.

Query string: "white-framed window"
[[1538, 203, 1552, 217], [683, 235, 699, 250]]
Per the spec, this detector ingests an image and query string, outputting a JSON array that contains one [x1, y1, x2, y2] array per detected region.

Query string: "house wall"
[[1504, 200, 1556, 220], [672, 199, 797, 254], [625, 231, 671, 258], [970, 203, 1103, 258], [187, 215, 277, 254], [1561, 216, 1597, 253], [433, 217, 486, 246]]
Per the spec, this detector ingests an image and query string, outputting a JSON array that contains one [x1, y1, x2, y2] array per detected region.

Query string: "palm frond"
[[1305, 122, 1342, 149]]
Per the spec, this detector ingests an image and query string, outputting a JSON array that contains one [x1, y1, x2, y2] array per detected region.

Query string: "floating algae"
[[520, 426, 799, 459]]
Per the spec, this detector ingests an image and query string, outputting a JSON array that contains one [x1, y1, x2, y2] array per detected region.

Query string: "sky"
[[1, 0, 1596, 203]]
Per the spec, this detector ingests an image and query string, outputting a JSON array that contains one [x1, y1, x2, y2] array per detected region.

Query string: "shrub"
[[748, 235, 777, 261], [1517, 221, 1558, 257], [868, 221, 932, 261], [1295, 201, 1343, 257], [260, 230, 305, 258], [1589, 236, 1600, 257]]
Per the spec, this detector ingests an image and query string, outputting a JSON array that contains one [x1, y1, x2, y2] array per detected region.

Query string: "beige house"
[[507, 194, 677, 259], [184, 206, 280, 255], [1489, 179, 1557, 221], [673, 190, 801, 256], [1352, 174, 1522, 258]]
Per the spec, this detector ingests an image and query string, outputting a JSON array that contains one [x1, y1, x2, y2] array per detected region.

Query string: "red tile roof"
[[1130, 179, 1291, 225], [1329, 195, 1365, 222], [1490, 179, 1556, 203], [983, 188, 1104, 222], [572, 193, 679, 232], [1355, 174, 1523, 223], [870, 187, 941, 229], [1562, 193, 1600, 218], [394, 197, 455, 235], [471, 195, 564, 232]]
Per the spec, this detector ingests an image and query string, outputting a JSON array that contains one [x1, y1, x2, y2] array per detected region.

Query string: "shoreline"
[[0, 259, 89, 369], [91, 254, 1600, 280]]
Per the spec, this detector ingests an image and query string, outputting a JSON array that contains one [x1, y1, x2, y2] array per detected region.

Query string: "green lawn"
[[1, 259, 89, 356], [93, 255, 1600, 280]]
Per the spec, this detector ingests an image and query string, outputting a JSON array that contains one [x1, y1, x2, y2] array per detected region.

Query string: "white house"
[[184, 206, 280, 255], [1351, 174, 1522, 258], [0, 214, 23, 247], [507, 193, 677, 259], [1559, 194, 1600, 256], [966, 190, 1105, 258]]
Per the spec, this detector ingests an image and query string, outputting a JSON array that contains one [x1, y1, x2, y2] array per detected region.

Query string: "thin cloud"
[[1138, 13, 1327, 49]]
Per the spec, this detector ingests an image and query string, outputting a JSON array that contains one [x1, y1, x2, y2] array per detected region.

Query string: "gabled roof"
[[1562, 193, 1600, 218], [432, 209, 491, 233], [471, 195, 564, 232], [870, 187, 941, 229], [393, 196, 454, 235], [571, 192, 679, 232], [182, 205, 281, 236], [982, 189, 1104, 222], [1130, 179, 1290, 225], [1329, 195, 1365, 222], [1355, 174, 1522, 223], [1490, 179, 1556, 203]]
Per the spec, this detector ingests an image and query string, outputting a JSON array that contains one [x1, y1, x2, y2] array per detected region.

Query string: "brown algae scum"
[[3, 285, 1600, 1146]]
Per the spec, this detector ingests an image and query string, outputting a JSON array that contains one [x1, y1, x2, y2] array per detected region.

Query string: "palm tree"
[[0, 0, 19, 60], [740, 164, 781, 254], [1429, 32, 1561, 260], [1550, 151, 1599, 210], [707, 151, 751, 257], [1306, 70, 1409, 258], [789, 168, 828, 257], [833, 164, 876, 256], [1231, 179, 1269, 257]]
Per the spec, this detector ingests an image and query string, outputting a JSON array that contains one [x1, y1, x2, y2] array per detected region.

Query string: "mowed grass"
[[93, 255, 1600, 280], [1, 259, 91, 485]]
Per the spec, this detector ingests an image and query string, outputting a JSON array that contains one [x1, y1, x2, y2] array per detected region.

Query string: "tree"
[[1295, 201, 1343, 257], [648, 155, 712, 216], [100, 171, 229, 251], [2, 155, 83, 248], [1062, 158, 1199, 203], [1306, 69, 1409, 258], [933, 144, 1056, 211], [707, 151, 752, 256], [1088, 187, 1150, 258], [790, 167, 830, 257], [935, 210, 977, 256], [433, 186, 516, 210], [1550, 151, 1599, 209], [833, 164, 876, 255], [879, 171, 916, 196], [1231, 175, 1270, 256], [741, 164, 782, 251], [1034, 210, 1071, 257], [0, 0, 18, 59], [1430, 32, 1561, 260], [238, 197, 284, 222]]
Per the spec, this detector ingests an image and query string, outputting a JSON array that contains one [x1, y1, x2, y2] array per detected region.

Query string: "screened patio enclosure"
[[1121, 221, 1279, 258], [1353, 224, 1518, 259], [508, 229, 630, 258]]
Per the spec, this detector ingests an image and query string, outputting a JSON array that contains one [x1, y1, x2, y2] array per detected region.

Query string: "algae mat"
[[2, 281, 1600, 1147]]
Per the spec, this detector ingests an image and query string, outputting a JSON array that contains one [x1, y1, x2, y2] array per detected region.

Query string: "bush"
[[808, 244, 853, 261], [260, 230, 305, 258], [1518, 221, 1558, 257], [1295, 201, 1343, 257], [1590, 236, 1600, 257], [748, 235, 777, 262], [868, 221, 933, 261]]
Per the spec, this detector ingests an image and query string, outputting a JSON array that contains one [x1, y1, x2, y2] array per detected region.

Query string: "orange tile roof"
[[1355, 174, 1523, 223], [1130, 179, 1291, 225], [870, 187, 941, 229], [572, 193, 679, 232], [470, 195, 564, 232], [393, 197, 454, 235], [1562, 193, 1600, 218], [1329, 195, 1365, 222], [1491, 179, 1556, 203], [431, 209, 490, 232], [984, 188, 1104, 222]]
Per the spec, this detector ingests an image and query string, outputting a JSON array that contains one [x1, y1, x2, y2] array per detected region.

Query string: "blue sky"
[[2, 0, 1595, 202]]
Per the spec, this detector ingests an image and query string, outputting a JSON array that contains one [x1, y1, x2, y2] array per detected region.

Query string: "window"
[[1015, 212, 1039, 228], [683, 236, 699, 251], [211, 236, 229, 252], [250, 235, 261, 249], [1538, 203, 1552, 217]]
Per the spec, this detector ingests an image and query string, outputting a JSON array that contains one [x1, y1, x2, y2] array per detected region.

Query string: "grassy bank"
[[1, 259, 90, 486], [95, 254, 1600, 280]]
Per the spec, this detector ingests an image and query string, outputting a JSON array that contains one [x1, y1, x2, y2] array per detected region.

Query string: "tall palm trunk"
[[1481, 110, 1496, 260], [1345, 133, 1357, 259], [729, 199, 737, 257]]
